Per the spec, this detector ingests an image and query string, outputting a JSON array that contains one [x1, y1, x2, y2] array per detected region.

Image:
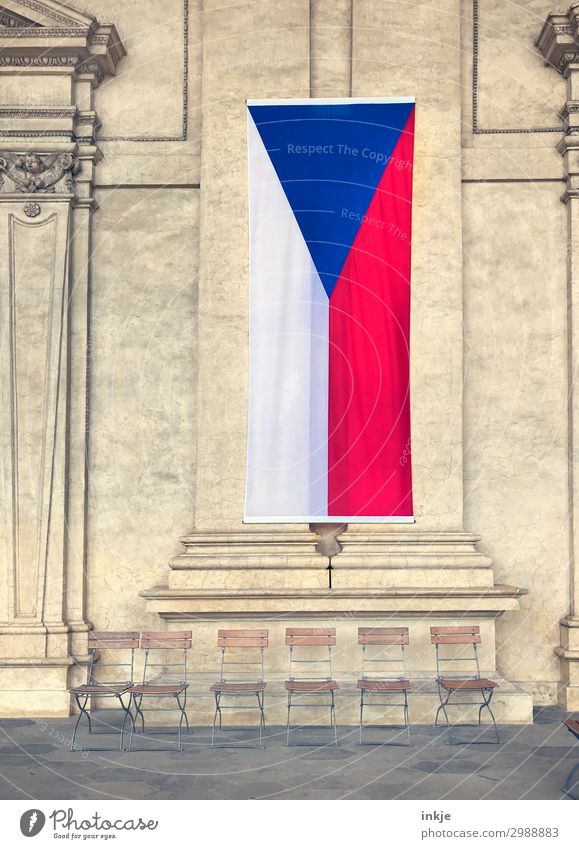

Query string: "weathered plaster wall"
[[73, 0, 202, 631], [74, 0, 571, 703], [463, 182, 568, 701], [461, 0, 571, 701], [87, 188, 199, 630]]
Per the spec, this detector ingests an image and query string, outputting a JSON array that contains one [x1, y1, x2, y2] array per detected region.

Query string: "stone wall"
[[0, 0, 575, 715], [462, 0, 570, 702], [78, 0, 202, 629]]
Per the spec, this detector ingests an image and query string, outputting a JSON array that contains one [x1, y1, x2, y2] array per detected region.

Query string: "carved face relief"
[[23, 153, 44, 174]]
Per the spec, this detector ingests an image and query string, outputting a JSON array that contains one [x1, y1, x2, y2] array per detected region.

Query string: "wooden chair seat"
[[563, 718, 579, 739], [437, 677, 498, 691], [129, 683, 188, 696], [285, 679, 339, 692], [210, 681, 266, 693], [357, 678, 411, 691], [70, 684, 130, 696]]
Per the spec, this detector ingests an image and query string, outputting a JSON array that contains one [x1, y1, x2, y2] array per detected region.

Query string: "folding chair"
[[562, 718, 579, 799], [210, 629, 268, 749], [69, 631, 138, 752], [128, 631, 191, 752], [357, 627, 412, 746], [431, 625, 499, 745], [285, 627, 339, 747]]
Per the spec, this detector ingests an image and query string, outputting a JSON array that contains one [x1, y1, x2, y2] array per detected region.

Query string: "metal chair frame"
[[128, 632, 191, 752], [70, 632, 138, 752], [431, 626, 500, 745], [285, 628, 339, 747], [210, 629, 268, 749], [562, 718, 579, 799], [358, 627, 412, 747]]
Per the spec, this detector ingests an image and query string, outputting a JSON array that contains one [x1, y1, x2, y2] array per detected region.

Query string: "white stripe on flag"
[[245, 114, 329, 520]]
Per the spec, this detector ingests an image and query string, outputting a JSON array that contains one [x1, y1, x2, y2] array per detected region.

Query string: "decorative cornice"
[[0, 3, 125, 85], [0, 106, 76, 118], [0, 105, 101, 142], [0, 10, 38, 26], [0, 54, 77, 67], [536, 5, 579, 73], [0, 129, 72, 136], [9, 0, 94, 28], [0, 25, 89, 36]]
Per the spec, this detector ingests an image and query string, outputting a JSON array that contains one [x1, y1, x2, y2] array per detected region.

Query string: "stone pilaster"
[[0, 0, 124, 716], [537, 4, 579, 710]]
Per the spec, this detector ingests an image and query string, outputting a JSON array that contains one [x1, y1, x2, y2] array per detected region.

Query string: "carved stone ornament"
[[0, 152, 79, 194], [537, 7, 579, 72], [0, 1, 125, 86], [23, 201, 41, 217]]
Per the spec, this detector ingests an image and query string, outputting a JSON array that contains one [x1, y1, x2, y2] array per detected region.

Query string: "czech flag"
[[245, 98, 415, 522]]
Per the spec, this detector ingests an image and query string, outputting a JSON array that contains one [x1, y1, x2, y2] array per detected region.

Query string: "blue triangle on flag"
[[248, 101, 414, 298]]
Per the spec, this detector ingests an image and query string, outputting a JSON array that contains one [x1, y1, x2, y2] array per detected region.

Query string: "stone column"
[[537, 4, 579, 710], [0, 0, 124, 716]]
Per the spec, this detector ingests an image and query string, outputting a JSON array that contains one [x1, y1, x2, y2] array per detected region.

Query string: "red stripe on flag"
[[327, 108, 414, 517]]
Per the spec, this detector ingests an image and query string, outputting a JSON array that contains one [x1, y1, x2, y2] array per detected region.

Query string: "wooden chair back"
[[140, 631, 192, 685], [216, 629, 268, 684], [285, 627, 336, 646], [430, 626, 481, 645], [358, 628, 409, 681], [140, 631, 192, 649], [88, 631, 140, 650], [218, 629, 269, 648], [86, 631, 139, 686], [358, 627, 409, 646], [286, 628, 336, 681], [430, 626, 481, 679]]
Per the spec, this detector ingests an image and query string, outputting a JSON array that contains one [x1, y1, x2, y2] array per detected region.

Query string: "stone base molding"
[[557, 618, 579, 710], [142, 528, 533, 723]]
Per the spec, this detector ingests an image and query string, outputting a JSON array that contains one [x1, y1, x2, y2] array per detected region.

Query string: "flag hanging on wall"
[[245, 98, 415, 523]]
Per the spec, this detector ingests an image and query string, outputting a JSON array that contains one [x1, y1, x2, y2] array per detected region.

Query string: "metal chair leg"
[[182, 687, 191, 733], [359, 691, 364, 745], [132, 694, 145, 733], [256, 693, 263, 749], [434, 684, 448, 727], [437, 689, 453, 745], [71, 694, 91, 751], [481, 689, 500, 744], [211, 692, 221, 749], [176, 692, 188, 751], [331, 690, 338, 746], [438, 687, 499, 746], [563, 760, 579, 799], [257, 690, 266, 749], [119, 693, 134, 752], [404, 691, 412, 747], [258, 690, 266, 727], [286, 691, 292, 746], [435, 690, 450, 727], [123, 693, 142, 750]]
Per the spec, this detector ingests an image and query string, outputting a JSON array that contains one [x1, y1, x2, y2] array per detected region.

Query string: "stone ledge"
[[142, 583, 525, 617]]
